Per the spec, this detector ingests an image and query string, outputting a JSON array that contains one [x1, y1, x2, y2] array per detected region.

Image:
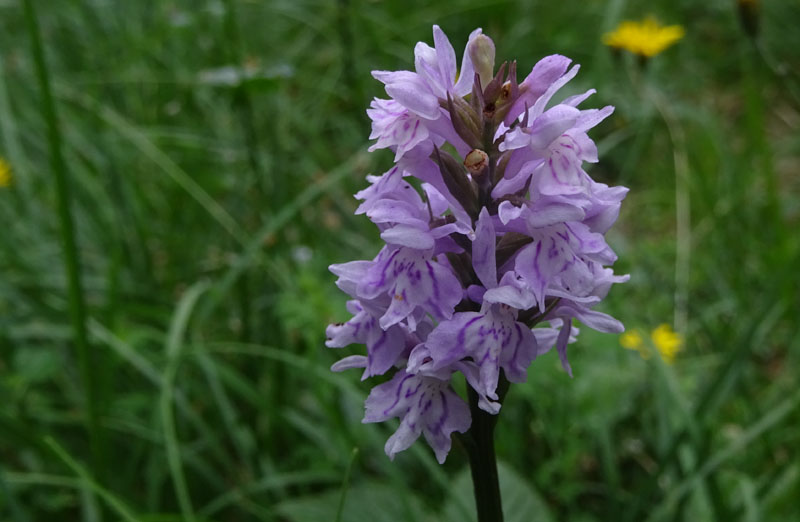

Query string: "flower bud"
[[433, 146, 479, 218], [464, 149, 489, 176], [468, 34, 496, 90], [445, 93, 483, 149]]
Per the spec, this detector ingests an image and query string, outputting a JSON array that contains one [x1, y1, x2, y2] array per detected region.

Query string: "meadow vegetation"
[[1, 0, 798, 520]]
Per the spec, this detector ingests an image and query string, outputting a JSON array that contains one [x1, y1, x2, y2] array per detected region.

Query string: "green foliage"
[[1, 0, 799, 520]]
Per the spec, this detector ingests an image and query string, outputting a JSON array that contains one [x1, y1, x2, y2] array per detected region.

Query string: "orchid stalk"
[[326, 26, 628, 521]]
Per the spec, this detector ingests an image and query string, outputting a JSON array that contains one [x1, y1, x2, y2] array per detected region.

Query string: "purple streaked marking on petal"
[[405, 379, 423, 399], [457, 315, 484, 346], [367, 328, 388, 364], [381, 373, 416, 417], [430, 390, 448, 432], [426, 261, 440, 300]]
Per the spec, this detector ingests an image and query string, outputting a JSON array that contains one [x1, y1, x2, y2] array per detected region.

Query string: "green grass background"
[[1, 0, 799, 520]]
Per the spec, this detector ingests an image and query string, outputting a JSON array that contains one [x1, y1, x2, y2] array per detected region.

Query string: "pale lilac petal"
[[358, 248, 400, 299], [566, 305, 625, 333], [422, 183, 449, 216], [453, 28, 482, 95], [575, 105, 614, 133], [361, 249, 462, 329], [532, 326, 559, 356], [325, 301, 409, 378], [498, 127, 531, 152], [567, 130, 599, 163], [363, 372, 415, 422], [376, 69, 440, 119], [466, 284, 486, 303], [524, 198, 586, 228], [505, 54, 572, 125], [330, 260, 373, 297], [527, 105, 581, 151], [381, 225, 436, 250], [425, 306, 537, 398], [536, 136, 591, 196], [354, 164, 403, 205], [364, 371, 471, 463], [556, 318, 574, 377], [472, 208, 497, 288], [514, 241, 549, 310], [366, 200, 428, 227], [432, 25, 457, 89], [562, 88, 596, 107], [330, 260, 371, 281], [386, 83, 441, 120], [497, 201, 526, 225], [331, 355, 367, 372], [492, 171, 534, 199], [364, 327, 408, 379], [385, 420, 418, 460], [584, 184, 628, 234], [431, 221, 472, 239], [455, 361, 501, 413], [499, 320, 537, 383], [483, 272, 537, 310], [530, 64, 580, 118], [423, 312, 482, 370]]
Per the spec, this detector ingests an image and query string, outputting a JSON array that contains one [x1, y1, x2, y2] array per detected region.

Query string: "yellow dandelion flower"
[[0, 157, 12, 188], [651, 323, 682, 364], [620, 329, 644, 351], [603, 17, 685, 58]]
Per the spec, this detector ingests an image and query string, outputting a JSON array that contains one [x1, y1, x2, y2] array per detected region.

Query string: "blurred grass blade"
[[55, 85, 248, 247], [43, 437, 140, 522], [89, 320, 233, 469], [194, 149, 366, 323], [22, 0, 103, 481], [195, 352, 254, 477], [646, 388, 800, 522], [197, 470, 340, 519], [160, 281, 210, 522], [0, 54, 31, 205], [335, 448, 359, 522], [88, 319, 162, 384], [0, 467, 29, 522]]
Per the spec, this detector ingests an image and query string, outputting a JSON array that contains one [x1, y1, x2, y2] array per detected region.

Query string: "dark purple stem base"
[[465, 377, 509, 522]]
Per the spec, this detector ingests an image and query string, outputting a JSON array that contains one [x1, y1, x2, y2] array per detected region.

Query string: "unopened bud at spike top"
[[468, 34, 496, 90]]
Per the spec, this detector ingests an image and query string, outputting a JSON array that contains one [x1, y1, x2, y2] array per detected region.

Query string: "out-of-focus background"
[[1, 0, 798, 520]]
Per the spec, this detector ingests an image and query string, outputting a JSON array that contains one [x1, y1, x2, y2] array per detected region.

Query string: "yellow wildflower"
[[651, 323, 682, 363], [621, 324, 682, 363], [620, 329, 644, 351], [0, 157, 12, 188], [603, 17, 685, 58]]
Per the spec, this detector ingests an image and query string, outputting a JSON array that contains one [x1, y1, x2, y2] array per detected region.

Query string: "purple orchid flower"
[[327, 26, 628, 464]]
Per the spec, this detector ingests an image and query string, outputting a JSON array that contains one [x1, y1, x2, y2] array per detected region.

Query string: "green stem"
[[466, 378, 508, 522], [23, 0, 102, 475]]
